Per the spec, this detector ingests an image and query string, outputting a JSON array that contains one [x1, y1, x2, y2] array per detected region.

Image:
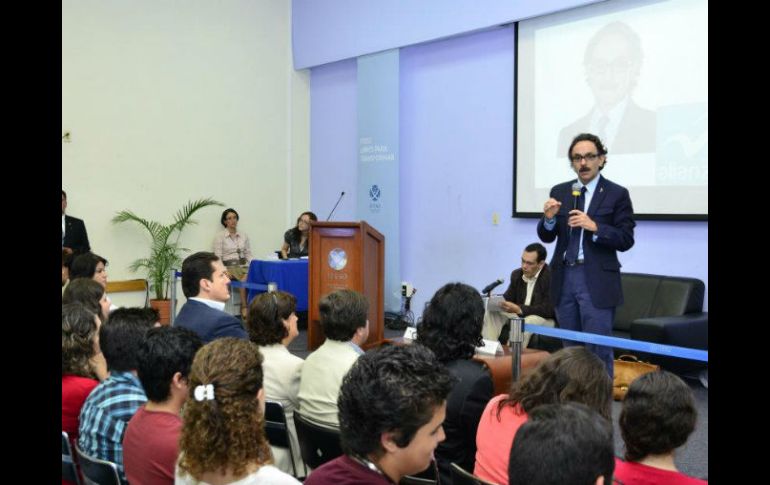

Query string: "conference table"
[[246, 258, 309, 311]]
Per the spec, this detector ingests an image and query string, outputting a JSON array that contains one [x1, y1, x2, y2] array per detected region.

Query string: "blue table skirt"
[[246, 259, 309, 312]]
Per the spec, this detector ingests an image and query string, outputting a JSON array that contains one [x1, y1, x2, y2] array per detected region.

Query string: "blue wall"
[[308, 13, 708, 317]]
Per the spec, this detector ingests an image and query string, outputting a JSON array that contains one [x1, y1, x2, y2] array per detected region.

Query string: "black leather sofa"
[[530, 272, 708, 376]]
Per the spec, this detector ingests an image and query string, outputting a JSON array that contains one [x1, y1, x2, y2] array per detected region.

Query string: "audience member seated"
[[281, 211, 317, 259], [176, 338, 301, 485], [123, 326, 203, 485], [615, 371, 708, 484], [62, 278, 112, 326], [474, 347, 612, 485], [62, 248, 74, 292], [298, 289, 369, 426], [213, 208, 253, 319], [415, 282, 494, 484], [484, 242, 556, 347], [508, 403, 615, 485], [69, 252, 118, 311], [304, 344, 453, 485], [62, 303, 108, 485], [246, 290, 305, 475], [174, 251, 248, 343], [78, 308, 156, 484]]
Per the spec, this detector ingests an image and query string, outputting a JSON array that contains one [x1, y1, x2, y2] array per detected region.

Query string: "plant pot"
[[150, 299, 173, 325]]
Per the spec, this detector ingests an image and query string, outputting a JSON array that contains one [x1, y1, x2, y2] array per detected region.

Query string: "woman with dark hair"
[[615, 371, 707, 484], [176, 338, 300, 484], [281, 211, 317, 259], [62, 302, 108, 484], [245, 291, 305, 474], [474, 346, 613, 485], [415, 282, 494, 484], [213, 208, 253, 319], [69, 252, 117, 311], [62, 278, 112, 325]]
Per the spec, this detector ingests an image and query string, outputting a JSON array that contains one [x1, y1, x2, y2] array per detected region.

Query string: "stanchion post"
[[510, 316, 524, 382]]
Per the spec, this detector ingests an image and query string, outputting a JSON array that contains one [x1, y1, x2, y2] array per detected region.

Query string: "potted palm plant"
[[112, 197, 224, 323]]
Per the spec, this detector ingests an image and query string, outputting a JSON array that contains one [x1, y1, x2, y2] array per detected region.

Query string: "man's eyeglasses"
[[571, 153, 600, 163]]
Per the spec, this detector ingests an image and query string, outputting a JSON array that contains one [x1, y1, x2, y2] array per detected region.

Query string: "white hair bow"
[[194, 384, 215, 401]]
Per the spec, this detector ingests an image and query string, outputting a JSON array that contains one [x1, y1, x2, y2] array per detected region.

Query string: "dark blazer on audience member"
[[435, 359, 494, 485], [173, 300, 247, 344], [502, 264, 555, 319], [63, 215, 91, 255], [537, 175, 635, 309]]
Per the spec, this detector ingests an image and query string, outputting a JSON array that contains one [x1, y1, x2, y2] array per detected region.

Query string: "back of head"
[[181, 252, 218, 298], [502, 347, 612, 420], [508, 402, 615, 485], [245, 290, 296, 345], [99, 307, 156, 372], [136, 326, 203, 403], [62, 302, 98, 378], [338, 344, 454, 459], [416, 282, 484, 362], [69, 252, 108, 280], [178, 338, 271, 480], [319, 289, 368, 341], [62, 278, 105, 318], [620, 370, 697, 462]]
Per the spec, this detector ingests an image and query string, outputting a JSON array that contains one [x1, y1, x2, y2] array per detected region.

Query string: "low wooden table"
[[473, 348, 550, 395], [379, 338, 550, 396]]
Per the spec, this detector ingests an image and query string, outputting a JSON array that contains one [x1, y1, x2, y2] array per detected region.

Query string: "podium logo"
[[328, 248, 348, 271]]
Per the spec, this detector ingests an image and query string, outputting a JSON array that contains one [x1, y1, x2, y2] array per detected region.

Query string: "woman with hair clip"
[[474, 346, 613, 485], [213, 208, 253, 320], [244, 290, 304, 475], [176, 337, 300, 485], [281, 211, 317, 259]]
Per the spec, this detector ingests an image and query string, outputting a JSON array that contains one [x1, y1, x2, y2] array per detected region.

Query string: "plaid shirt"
[[78, 371, 146, 484]]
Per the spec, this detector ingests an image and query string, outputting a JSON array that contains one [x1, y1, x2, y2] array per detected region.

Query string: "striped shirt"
[[78, 371, 146, 484]]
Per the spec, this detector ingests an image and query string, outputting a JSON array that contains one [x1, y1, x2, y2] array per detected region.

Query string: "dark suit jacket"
[[435, 359, 494, 485], [63, 215, 90, 255], [537, 175, 635, 309], [502, 264, 555, 319], [174, 299, 248, 343], [557, 101, 657, 155]]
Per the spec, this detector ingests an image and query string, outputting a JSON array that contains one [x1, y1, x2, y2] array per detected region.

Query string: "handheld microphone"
[[481, 278, 504, 294], [326, 191, 346, 221], [571, 182, 582, 210]]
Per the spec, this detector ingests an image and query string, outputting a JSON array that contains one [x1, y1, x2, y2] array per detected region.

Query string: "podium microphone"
[[326, 191, 346, 221], [481, 278, 504, 295], [572, 182, 582, 210]]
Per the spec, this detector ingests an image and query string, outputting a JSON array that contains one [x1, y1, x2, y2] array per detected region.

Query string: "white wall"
[[62, 0, 310, 308]]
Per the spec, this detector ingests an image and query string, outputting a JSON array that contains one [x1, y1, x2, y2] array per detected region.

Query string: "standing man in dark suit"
[[538, 133, 635, 377], [62, 190, 91, 256], [174, 251, 248, 343]]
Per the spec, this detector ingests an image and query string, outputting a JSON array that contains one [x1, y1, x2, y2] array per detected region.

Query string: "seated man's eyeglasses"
[[571, 153, 600, 163]]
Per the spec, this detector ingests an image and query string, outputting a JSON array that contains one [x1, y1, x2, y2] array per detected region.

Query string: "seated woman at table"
[[213, 208, 253, 319], [281, 211, 317, 259]]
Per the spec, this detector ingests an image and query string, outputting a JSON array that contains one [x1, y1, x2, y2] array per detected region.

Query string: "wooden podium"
[[307, 221, 385, 351]]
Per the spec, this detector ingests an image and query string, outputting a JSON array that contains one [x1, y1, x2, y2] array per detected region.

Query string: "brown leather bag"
[[613, 354, 659, 400]]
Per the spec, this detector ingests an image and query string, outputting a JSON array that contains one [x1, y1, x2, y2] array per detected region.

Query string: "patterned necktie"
[[564, 186, 586, 264]]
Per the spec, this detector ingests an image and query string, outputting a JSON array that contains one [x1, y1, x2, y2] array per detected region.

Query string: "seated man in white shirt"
[[482, 243, 556, 347], [297, 289, 369, 426]]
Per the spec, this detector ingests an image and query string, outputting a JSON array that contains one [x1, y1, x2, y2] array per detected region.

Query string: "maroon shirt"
[[305, 455, 394, 485], [123, 406, 182, 485]]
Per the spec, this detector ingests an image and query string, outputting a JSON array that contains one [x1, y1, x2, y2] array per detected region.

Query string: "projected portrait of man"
[[558, 21, 656, 155]]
